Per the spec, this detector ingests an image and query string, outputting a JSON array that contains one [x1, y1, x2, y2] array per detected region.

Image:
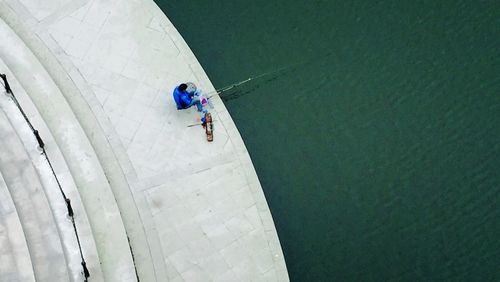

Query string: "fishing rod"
[[205, 57, 313, 98], [187, 120, 218, 127], [200, 51, 335, 102], [186, 54, 331, 127]]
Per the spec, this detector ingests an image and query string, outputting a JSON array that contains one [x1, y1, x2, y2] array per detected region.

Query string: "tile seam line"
[[37, 0, 89, 28], [34, 29, 156, 282], [44, 30, 140, 181], [29, 12, 143, 219], [136, 152, 240, 191]]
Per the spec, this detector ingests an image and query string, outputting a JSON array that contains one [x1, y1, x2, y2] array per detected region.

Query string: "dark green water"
[[156, 1, 500, 281]]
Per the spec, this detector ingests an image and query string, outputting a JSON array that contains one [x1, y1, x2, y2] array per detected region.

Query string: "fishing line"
[[205, 56, 317, 98], [205, 51, 333, 99]]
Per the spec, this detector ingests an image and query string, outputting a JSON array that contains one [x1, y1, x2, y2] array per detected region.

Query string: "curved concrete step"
[[0, 15, 137, 282], [0, 1, 159, 280], [0, 169, 35, 282], [0, 109, 69, 281], [0, 59, 104, 282]]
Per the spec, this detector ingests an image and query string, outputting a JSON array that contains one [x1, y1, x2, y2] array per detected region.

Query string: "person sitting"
[[172, 83, 205, 112]]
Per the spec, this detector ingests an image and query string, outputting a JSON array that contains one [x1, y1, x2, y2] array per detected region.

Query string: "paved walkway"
[[0, 0, 288, 281]]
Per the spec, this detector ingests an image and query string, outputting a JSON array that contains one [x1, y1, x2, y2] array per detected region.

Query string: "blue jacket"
[[173, 86, 192, 109]]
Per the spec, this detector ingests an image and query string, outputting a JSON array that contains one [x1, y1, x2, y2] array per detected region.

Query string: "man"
[[172, 83, 205, 112]]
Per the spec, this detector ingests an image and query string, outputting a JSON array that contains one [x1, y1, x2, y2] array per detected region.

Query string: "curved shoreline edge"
[[0, 0, 288, 281]]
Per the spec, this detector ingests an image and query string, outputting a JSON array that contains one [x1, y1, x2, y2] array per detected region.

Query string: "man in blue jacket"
[[173, 83, 204, 112]]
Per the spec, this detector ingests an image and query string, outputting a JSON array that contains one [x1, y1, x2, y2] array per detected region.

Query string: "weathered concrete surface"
[[0, 162, 35, 282], [0, 12, 135, 282], [0, 58, 104, 282], [0, 109, 69, 281]]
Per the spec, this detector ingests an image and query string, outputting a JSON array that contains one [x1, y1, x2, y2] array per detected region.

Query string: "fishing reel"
[[185, 82, 197, 94]]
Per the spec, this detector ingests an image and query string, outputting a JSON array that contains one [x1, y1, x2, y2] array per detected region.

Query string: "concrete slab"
[[0, 166, 35, 282], [0, 58, 104, 282], [0, 110, 69, 282], [0, 13, 136, 281]]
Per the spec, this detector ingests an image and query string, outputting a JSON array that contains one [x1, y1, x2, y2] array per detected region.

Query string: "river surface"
[[155, 1, 499, 281]]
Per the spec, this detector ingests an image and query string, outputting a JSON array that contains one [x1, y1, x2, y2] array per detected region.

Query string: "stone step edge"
[[0, 109, 70, 281], [0, 6, 138, 282], [36, 31, 162, 282], [0, 1, 161, 280], [0, 59, 104, 282], [6, 1, 161, 280]]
